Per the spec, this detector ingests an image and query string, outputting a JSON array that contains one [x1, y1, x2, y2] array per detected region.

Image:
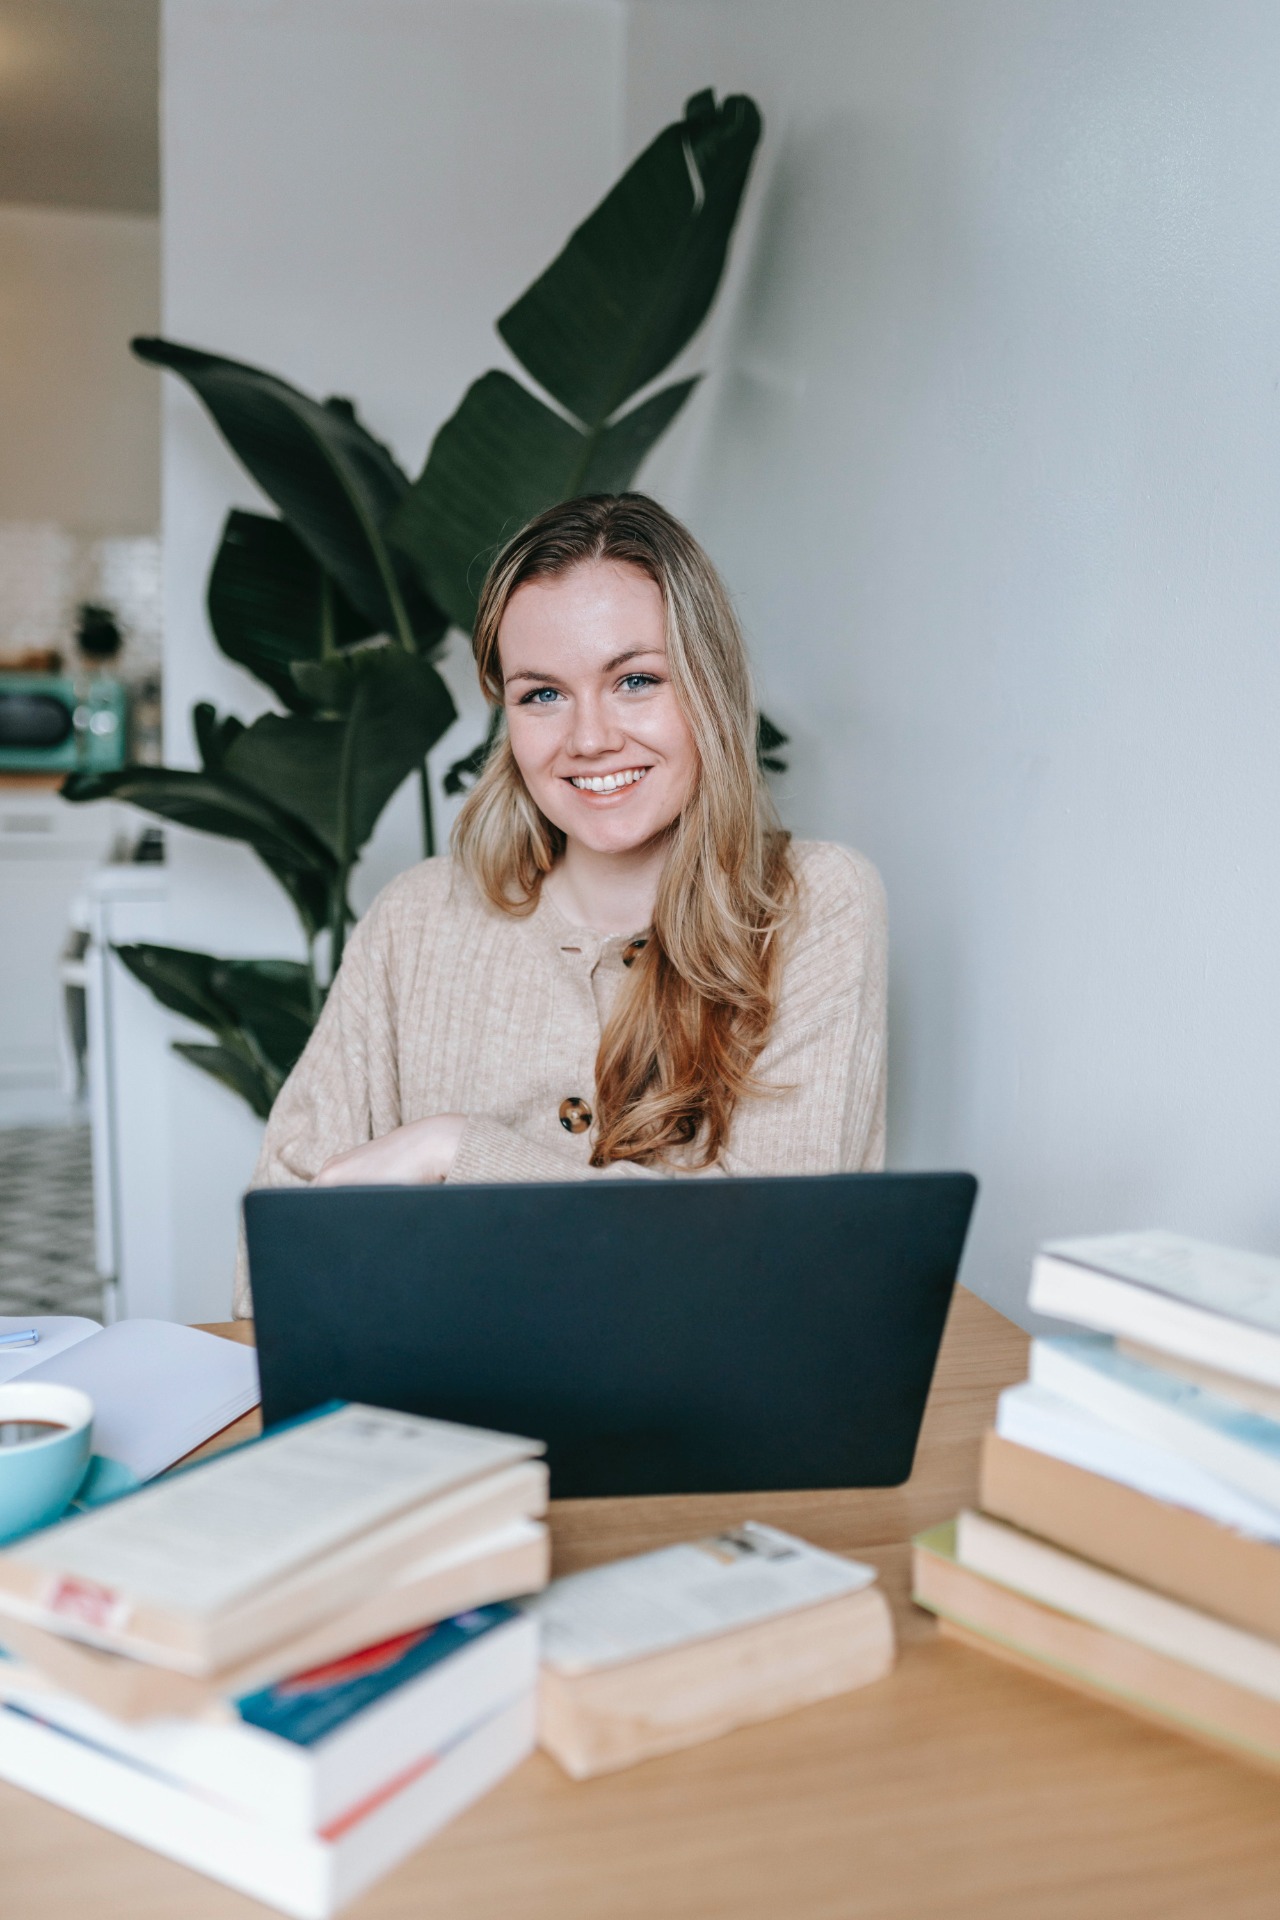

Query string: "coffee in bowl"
[[0, 1419, 72, 1448], [0, 1383, 93, 1540]]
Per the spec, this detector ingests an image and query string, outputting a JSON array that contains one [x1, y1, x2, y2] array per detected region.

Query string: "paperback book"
[[528, 1521, 893, 1777]]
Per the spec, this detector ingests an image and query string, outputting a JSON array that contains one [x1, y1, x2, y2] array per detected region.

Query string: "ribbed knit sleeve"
[[233, 842, 887, 1316], [232, 903, 401, 1315]]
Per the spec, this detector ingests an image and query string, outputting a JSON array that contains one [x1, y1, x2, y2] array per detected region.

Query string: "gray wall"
[[627, 0, 1280, 1319]]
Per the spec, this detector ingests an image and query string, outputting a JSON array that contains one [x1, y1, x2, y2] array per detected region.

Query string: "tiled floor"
[[0, 1125, 103, 1319]]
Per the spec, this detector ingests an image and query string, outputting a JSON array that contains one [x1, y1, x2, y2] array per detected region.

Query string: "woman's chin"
[[544, 805, 674, 859]]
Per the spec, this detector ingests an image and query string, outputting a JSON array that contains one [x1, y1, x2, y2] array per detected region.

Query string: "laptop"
[[244, 1171, 978, 1498]]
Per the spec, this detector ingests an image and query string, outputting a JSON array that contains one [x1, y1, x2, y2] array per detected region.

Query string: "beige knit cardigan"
[[234, 839, 887, 1316]]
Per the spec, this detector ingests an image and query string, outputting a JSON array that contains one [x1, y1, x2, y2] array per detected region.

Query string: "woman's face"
[[499, 559, 697, 857]]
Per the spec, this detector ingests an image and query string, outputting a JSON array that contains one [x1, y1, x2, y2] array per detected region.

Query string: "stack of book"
[[0, 1400, 550, 1916], [528, 1521, 895, 1778], [913, 1230, 1280, 1770]]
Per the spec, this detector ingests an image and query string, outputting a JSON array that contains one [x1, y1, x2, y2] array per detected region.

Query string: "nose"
[[566, 688, 624, 760]]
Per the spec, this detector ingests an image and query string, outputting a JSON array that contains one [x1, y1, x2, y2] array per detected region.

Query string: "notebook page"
[[0, 1318, 100, 1386], [14, 1321, 259, 1481]]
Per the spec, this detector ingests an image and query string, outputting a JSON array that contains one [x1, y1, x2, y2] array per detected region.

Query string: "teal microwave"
[[0, 674, 128, 773]]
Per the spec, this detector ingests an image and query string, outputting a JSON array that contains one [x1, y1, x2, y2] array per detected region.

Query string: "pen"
[[0, 1330, 39, 1349]]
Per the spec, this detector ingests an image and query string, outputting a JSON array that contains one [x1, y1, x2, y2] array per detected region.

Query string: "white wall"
[[0, 204, 159, 533], [156, 0, 1280, 1325], [155, 0, 626, 1315], [625, 0, 1280, 1320]]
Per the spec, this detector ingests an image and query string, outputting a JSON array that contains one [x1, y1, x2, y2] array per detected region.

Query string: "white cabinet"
[[0, 786, 121, 1123], [83, 858, 265, 1325]]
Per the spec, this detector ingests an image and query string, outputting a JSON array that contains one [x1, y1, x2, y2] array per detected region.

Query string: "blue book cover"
[[232, 1604, 516, 1748], [1038, 1337, 1280, 1462]]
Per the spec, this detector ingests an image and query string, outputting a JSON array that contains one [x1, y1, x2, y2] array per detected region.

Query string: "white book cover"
[[1039, 1232, 1280, 1333], [0, 1689, 535, 1919], [527, 1522, 876, 1675], [1029, 1237, 1280, 1389], [0, 1605, 538, 1834], [2, 1403, 543, 1640], [995, 1382, 1280, 1542]]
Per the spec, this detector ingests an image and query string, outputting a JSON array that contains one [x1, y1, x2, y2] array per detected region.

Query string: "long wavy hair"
[[452, 493, 794, 1168]]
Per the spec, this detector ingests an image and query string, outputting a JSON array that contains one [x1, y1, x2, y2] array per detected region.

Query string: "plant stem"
[[330, 688, 359, 978], [319, 573, 337, 660], [419, 762, 435, 859]]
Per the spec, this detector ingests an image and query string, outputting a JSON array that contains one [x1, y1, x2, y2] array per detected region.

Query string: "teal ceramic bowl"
[[0, 1383, 93, 1542]]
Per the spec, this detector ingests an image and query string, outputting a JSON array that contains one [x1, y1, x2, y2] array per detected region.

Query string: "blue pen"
[[0, 1330, 38, 1349]]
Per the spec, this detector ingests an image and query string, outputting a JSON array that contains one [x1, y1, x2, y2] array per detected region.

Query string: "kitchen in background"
[[0, 0, 160, 1317]]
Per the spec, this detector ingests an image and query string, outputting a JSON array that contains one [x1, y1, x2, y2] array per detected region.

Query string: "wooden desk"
[[6, 1289, 1280, 1918]]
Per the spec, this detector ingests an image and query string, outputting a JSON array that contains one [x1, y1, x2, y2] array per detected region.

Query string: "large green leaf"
[[115, 944, 315, 1119], [208, 510, 376, 710], [222, 647, 456, 860], [131, 338, 447, 652], [390, 372, 698, 633], [112, 943, 226, 1029], [497, 90, 761, 427], [390, 90, 759, 634], [192, 702, 245, 774], [173, 1043, 276, 1120], [62, 765, 336, 879], [63, 764, 337, 941], [212, 959, 314, 1078]]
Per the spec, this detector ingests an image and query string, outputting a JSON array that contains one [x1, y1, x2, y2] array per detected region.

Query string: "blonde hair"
[[452, 493, 793, 1168]]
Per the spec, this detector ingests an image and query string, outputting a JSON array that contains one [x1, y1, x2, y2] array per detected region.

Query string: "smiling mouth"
[[566, 767, 650, 793]]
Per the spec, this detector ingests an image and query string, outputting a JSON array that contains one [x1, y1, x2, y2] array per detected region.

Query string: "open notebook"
[[0, 1318, 259, 1484]]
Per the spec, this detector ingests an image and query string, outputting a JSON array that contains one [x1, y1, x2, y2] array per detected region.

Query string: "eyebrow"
[[504, 647, 663, 686]]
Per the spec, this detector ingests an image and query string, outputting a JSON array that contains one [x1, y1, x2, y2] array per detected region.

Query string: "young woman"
[[234, 493, 885, 1314]]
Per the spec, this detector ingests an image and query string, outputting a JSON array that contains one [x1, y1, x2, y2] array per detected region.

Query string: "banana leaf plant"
[[63, 90, 771, 1120]]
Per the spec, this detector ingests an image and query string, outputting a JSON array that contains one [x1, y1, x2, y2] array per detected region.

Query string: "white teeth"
[[569, 768, 648, 792]]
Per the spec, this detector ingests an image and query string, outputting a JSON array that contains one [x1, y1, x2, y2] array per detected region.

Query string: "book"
[[527, 1522, 894, 1778], [1028, 1231, 1280, 1388], [1118, 1340, 1280, 1422], [913, 1522, 1280, 1770], [980, 1432, 1280, 1642], [954, 1508, 1280, 1701], [0, 1510, 548, 1722], [0, 1688, 536, 1919], [0, 1402, 543, 1673], [995, 1381, 1280, 1540], [0, 1315, 259, 1482], [1029, 1338, 1280, 1512], [0, 1604, 537, 1834]]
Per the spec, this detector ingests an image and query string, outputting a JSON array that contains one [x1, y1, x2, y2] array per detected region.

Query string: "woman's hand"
[[313, 1115, 467, 1188]]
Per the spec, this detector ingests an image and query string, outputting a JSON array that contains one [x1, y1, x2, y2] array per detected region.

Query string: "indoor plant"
[[63, 91, 771, 1119]]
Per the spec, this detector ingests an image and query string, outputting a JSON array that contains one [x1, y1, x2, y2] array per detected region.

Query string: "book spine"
[[0, 1704, 330, 1918], [1028, 1258, 1280, 1389], [954, 1510, 1280, 1702], [912, 1538, 1280, 1766], [979, 1433, 1280, 1643], [1029, 1342, 1280, 1510], [0, 1614, 540, 1834]]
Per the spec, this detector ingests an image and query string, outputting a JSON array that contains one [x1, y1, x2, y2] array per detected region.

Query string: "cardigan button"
[[559, 1097, 592, 1134], [621, 938, 648, 968]]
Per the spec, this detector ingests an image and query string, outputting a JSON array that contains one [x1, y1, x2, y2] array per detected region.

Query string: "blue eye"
[[620, 673, 659, 692], [518, 686, 562, 705]]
